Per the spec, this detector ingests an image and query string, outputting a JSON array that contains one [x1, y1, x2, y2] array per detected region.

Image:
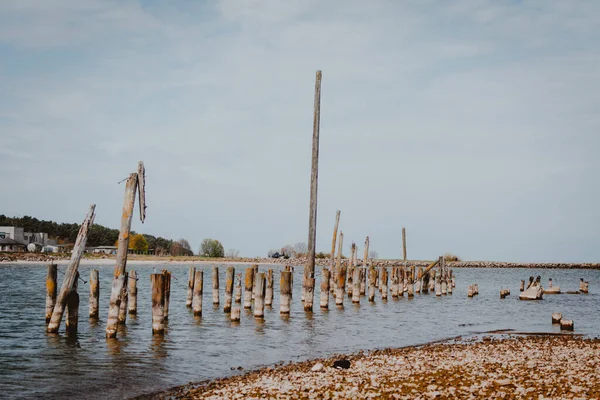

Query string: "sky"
[[1, 0, 599, 262]]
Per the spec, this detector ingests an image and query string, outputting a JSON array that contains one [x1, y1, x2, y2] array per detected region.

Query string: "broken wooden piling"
[[192, 270, 203, 317], [552, 312, 562, 324], [224, 266, 234, 312], [244, 267, 254, 309], [186, 266, 196, 308], [368, 268, 376, 302], [46, 264, 58, 324], [65, 272, 79, 335], [402, 227, 407, 262], [162, 270, 171, 320], [254, 272, 266, 318], [234, 273, 242, 303], [265, 269, 273, 307], [128, 270, 137, 315], [151, 273, 165, 335], [89, 268, 99, 319], [118, 272, 128, 325], [212, 266, 220, 305], [320, 268, 330, 309], [280, 270, 292, 314], [381, 268, 388, 300]]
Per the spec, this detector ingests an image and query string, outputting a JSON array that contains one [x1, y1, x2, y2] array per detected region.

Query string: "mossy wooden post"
[[352, 267, 361, 303], [151, 273, 165, 335], [265, 268, 274, 306], [46, 264, 58, 323], [368, 268, 377, 302], [65, 272, 79, 335], [320, 268, 330, 309], [162, 270, 171, 320], [47, 205, 95, 334], [186, 266, 196, 307], [118, 272, 128, 324], [107, 162, 146, 339], [280, 270, 292, 314], [254, 272, 266, 318], [212, 266, 220, 305], [192, 270, 203, 316], [234, 273, 242, 303], [224, 266, 235, 312], [304, 70, 322, 309], [128, 270, 137, 315], [244, 267, 254, 309], [402, 227, 407, 262], [381, 268, 388, 300], [363, 236, 370, 268], [89, 268, 99, 319]]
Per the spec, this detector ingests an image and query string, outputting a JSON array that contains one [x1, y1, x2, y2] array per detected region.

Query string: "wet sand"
[[149, 334, 600, 399]]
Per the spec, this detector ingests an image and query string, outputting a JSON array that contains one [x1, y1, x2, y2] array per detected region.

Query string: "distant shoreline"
[[1, 253, 598, 269]]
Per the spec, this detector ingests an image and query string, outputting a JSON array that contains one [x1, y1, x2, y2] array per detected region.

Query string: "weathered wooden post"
[[304, 276, 315, 311], [560, 319, 574, 331], [447, 270, 453, 295], [107, 162, 146, 338], [65, 272, 79, 335], [46, 264, 58, 323], [330, 210, 341, 290], [212, 266, 220, 305], [422, 269, 429, 294], [467, 285, 474, 298], [265, 268, 274, 306], [186, 266, 196, 307], [280, 270, 292, 314], [254, 272, 266, 318], [224, 266, 235, 312], [234, 273, 242, 303], [230, 307, 241, 322], [151, 273, 165, 335], [192, 270, 203, 316], [402, 227, 407, 262], [407, 268, 414, 298], [416, 267, 423, 293], [381, 268, 388, 300], [47, 205, 95, 334], [162, 270, 171, 320], [128, 270, 137, 315], [320, 268, 330, 309], [89, 269, 99, 319], [368, 268, 377, 302], [303, 70, 322, 311], [435, 272, 442, 296], [391, 267, 399, 298], [520, 280, 525, 292], [352, 267, 361, 303], [347, 242, 356, 298], [428, 270, 436, 292], [334, 232, 344, 306], [252, 264, 258, 300], [552, 312, 562, 324], [244, 267, 254, 309], [118, 272, 128, 324], [360, 268, 366, 295], [363, 236, 370, 268], [580, 278, 589, 294]]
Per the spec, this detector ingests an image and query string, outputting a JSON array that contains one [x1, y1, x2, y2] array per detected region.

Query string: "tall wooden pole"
[[363, 236, 370, 267], [330, 210, 341, 267], [402, 227, 407, 262], [305, 70, 322, 282]]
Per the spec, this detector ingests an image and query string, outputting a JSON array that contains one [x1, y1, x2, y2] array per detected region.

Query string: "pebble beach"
[[154, 334, 600, 400]]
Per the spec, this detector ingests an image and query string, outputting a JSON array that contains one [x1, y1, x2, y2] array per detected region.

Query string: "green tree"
[[130, 234, 149, 252], [200, 238, 224, 258]]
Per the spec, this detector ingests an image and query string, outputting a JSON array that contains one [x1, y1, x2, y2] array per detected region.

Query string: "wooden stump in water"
[[335, 266, 346, 307], [467, 285, 474, 298], [265, 269, 274, 307], [552, 312, 562, 324], [500, 288, 510, 299], [252, 264, 258, 300], [192, 270, 203, 317], [244, 267, 254, 309], [415, 267, 423, 293], [428, 270, 436, 292], [46, 264, 58, 324], [151, 273, 165, 335], [212, 266, 220, 305], [407, 273, 414, 298], [473, 284, 479, 295], [65, 273, 79, 335], [254, 272, 266, 318], [224, 266, 234, 313], [118, 272, 128, 325], [368, 268, 377, 302], [162, 270, 171, 320], [230, 307, 241, 321], [580, 279, 589, 294], [128, 270, 137, 315], [352, 267, 361, 304], [381, 268, 388, 300], [234, 273, 242, 303], [390, 267, 399, 298], [520, 280, 525, 292], [186, 266, 196, 308], [421, 270, 430, 294], [435, 272, 442, 296], [359, 268, 366, 296], [89, 268, 99, 319], [320, 268, 330, 309], [560, 319, 574, 331], [304, 277, 315, 311], [280, 271, 292, 314]]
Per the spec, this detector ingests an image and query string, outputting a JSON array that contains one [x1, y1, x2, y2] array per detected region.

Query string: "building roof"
[[0, 237, 26, 246]]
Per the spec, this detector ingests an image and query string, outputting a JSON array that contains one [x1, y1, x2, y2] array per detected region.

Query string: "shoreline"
[[138, 333, 600, 399], [1, 254, 599, 269]]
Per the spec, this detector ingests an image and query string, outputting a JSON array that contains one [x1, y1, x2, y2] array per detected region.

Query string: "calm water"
[[0, 264, 598, 399]]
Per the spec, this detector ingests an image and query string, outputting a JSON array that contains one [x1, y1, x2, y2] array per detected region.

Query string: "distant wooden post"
[[107, 162, 146, 338], [151, 273, 165, 335], [280, 271, 292, 314], [402, 227, 407, 262], [186, 266, 196, 307], [128, 270, 137, 314], [304, 70, 322, 307], [352, 267, 361, 303], [89, 269, 99, 319], [265, 269, 274, 307], [192, 270, 203, 316], [363, 236, 370, 267], [320, 268, 330, 309], [381, 268, 388, 300], [47, 205, 95, 333], [45, 264, 57, 323], [244, 267, 254, 309], [118, 272, 128, 324], [254, 272, 266, 318], [212, 266, 220, 305], [234, 273, 242, 303], [65, 272, 79, 335], [224, 266, 235, 312]]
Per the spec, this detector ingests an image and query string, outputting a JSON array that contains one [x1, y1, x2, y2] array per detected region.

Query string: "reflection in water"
[[1, 264, 598, 399]]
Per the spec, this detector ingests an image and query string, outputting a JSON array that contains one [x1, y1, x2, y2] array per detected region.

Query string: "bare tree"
[[226, 248, 240, 258], [369, 250, 379, 260], [294, 242, 307, 256]]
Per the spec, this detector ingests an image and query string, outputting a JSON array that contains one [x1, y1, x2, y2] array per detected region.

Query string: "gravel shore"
[[151, 334, 599, 399]]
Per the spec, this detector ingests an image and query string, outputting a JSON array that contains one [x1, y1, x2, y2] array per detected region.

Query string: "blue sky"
[[1, 0, 599, 262]]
